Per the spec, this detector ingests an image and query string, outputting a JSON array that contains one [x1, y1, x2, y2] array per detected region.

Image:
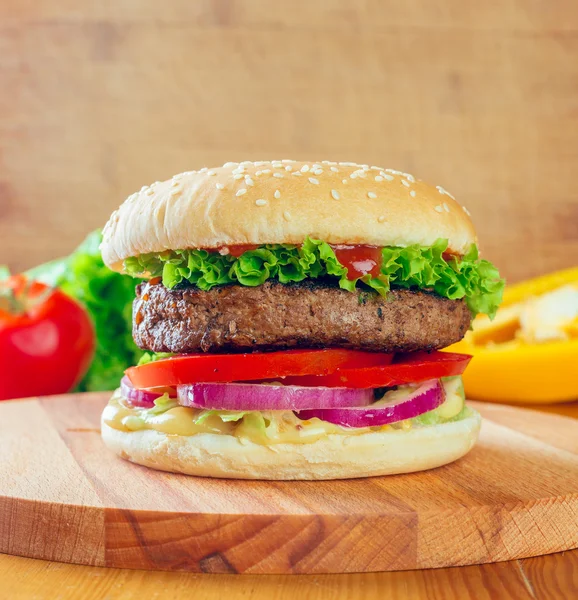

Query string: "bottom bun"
[[101, 409, 481, 480]]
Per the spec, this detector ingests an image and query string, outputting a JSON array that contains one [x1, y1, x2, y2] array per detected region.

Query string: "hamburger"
[[100, 160, 504, 480]]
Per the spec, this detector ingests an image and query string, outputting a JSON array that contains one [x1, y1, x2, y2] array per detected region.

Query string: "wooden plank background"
[[1, 1, 577, 282]]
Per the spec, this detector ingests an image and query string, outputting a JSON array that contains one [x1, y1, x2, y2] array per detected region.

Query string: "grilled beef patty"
[[133, 279, 471, 354]]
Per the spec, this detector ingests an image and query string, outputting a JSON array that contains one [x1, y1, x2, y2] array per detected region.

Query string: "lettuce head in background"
[[27, 231, 140, 391]]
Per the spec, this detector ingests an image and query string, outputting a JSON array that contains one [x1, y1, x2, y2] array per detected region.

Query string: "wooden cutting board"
[[0, 393, 577, 574]]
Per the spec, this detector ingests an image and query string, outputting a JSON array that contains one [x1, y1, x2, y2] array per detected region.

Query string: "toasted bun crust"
[[101, 160, 477, 272], [101, 410, 481, 480]]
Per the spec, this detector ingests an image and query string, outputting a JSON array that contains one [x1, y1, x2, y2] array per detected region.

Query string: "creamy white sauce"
[[103, 379, 465, 445]]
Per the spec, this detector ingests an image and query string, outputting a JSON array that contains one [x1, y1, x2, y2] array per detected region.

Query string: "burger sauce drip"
[[213, 244, 383, 279], [217, 245, 260, 257], [135, 278, 161, 325], [331, 245, 382, 280]]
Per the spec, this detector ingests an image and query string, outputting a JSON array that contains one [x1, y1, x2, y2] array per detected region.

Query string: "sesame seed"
[[273, 173, 283, 178], [208, 170, 216, 176], [272, 162, 282, 168], [262, 169, 271, 174], [375, 176, 384, 182], [235, 166, 246, 173], [378, 215, 386, 223], [140, 186, 148, 192], [223, 162, 237, 168], [434, 205, 444, 213], [283, 211, 292, 221], [255, 199, 267, 206], [436, 185, 455, 200], [443, 202, 450, 212], [367, 192, 377, 199], [245, 177, 255, 186], [300, 165, 310, 173], [285, 165, 293, 171], [406, 173, 415, 182], [410, 190, 416, 197], [370, 166, 381, 171], [385, 168, 404, 175], [255, 170, 262, 176], [309, 177, 319, 185], [328, 189, 339, 200], [362, 165, 370, 170], [199, 167, 208, 173], [401, 180, 410, 188], [350, 173, 358, 179], [274, 190, 281, 199], [292, 171, 302, 176], [342, 179, 348, 184], [339, 162, 356, 166], [216, 183, 224, 190], [330, 166, 339, 172], [233, 173, 244, 180], [313, 168, 323, 175], [236, 189, 247, 196], [383, 174, 394, 181], [463, 205, 471, 216], [281, 159, 293, 163], [254, 161, 265, 166]]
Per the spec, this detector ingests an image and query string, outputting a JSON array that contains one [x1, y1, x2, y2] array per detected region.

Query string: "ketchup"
[[331, 245, 382, 280], [211, 243, 383, 279], [216, 244, 260, 257]]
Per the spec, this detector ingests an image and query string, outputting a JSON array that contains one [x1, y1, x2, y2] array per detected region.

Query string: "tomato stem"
[[0, 288, 22, 314], [0, 278, 55, 316], [0, 265, 10, 281]]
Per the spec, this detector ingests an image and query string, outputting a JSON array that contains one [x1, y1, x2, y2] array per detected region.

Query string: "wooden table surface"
[[1, 399, 577, 599]]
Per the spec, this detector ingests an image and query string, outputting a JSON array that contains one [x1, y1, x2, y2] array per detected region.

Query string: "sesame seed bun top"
[[101, 160, 478, 272]]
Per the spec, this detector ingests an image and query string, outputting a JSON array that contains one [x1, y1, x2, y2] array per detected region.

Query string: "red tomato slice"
[[126, 349, 393, 389], [279, 352, 472, 388]]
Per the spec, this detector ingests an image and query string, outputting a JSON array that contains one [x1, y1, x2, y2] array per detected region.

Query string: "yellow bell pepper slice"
[[450, 339, 578, 404], [501, 266, 578, 307], [449, 266, 578, 404], [468, 304, 521, 346]]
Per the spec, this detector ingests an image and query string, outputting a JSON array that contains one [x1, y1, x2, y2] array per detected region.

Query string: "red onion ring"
[[177, 381, 374, 411], [121, 376, 163, 408], [296, 379, 445, 427]]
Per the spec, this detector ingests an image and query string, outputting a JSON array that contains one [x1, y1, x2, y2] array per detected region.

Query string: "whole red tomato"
[[0, 275, 95, 400]]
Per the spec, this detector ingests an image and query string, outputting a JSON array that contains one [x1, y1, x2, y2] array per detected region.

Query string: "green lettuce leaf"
[[137, 352, 175, 366], [28, 231, 141, 392], [125, 238, 504, 318], [193, 410, 251, 426], [146, 393, 179, 415]]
